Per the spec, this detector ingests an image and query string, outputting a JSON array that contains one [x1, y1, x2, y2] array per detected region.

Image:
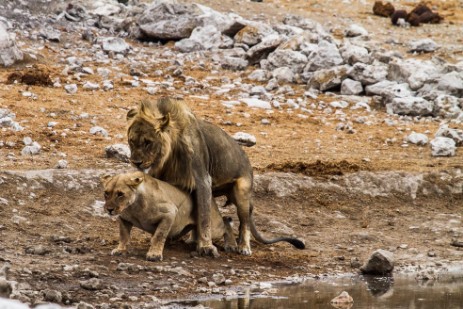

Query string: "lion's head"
[[101, 172, 145, 215], [126, 98, 195, 190]]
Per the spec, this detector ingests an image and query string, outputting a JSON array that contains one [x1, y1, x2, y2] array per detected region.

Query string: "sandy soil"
[[1, 0, 463, 308]]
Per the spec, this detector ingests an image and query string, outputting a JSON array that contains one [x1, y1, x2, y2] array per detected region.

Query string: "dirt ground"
[[1, 0, 463, 308]]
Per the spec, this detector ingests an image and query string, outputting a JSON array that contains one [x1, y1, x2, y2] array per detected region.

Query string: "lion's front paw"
[[146, 252, 163, 262], [238, 244, 252, 256], [197, 244, 220, 258], [111, 248, 128, 256]]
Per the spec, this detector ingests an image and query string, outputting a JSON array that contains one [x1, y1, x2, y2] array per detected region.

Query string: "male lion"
[[126, 97, 305, 256], [101, 171, 304, 261]]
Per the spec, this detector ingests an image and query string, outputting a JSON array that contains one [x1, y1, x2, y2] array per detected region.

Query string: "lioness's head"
[[126, 99, 174, 173], [101, 172, 145, 215]]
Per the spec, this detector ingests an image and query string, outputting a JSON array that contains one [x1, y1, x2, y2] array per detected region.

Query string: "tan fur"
[[101, 171, 237, 261]]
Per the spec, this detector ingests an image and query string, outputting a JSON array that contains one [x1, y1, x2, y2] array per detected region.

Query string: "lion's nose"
[[131, 160, 143, 169], [107, 208, 114, 215]]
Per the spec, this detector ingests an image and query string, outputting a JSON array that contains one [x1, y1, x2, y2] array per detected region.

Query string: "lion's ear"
[[159, 113, 170, 131], [126, 108, 138, 122], [101, 174, 113, 185]]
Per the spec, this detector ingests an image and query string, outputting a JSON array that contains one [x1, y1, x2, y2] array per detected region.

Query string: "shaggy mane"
[[128, 98, 197, 191]]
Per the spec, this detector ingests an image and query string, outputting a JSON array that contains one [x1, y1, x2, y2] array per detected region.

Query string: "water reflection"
[[177, 276, 463, 309]]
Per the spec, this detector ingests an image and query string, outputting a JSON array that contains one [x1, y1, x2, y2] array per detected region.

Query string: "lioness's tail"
[[250, 205, 305, 250]]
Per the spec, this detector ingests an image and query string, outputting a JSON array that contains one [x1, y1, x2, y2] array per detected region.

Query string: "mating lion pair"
[[102, 97, 305, 260]]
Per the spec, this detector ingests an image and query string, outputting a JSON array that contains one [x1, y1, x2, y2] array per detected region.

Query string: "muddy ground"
[[1, 0, 463, 308]]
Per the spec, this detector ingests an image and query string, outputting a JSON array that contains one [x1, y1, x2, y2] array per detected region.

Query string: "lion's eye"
[[144, 140, 151, 149], [104, 192, 109, 199], [117, 191, 125, 198]]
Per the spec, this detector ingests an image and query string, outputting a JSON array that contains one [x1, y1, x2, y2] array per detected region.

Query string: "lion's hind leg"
[[232, 177, 253, 256]]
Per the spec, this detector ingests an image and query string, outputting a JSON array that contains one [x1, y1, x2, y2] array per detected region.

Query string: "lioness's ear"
[[128, 174, 144, 187], [126, 108, 138, 121], [101, 174, 113, 185]]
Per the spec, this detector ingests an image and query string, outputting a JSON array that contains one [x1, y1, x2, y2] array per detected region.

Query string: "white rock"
[[304, 40, 343, 72], [341, 78, 363, 95], [437, 72, 463, 96], [175, 25, 231, 52], [220, 56, 248, 71], [340, 43, 370, 65], [101, 37, 130, 54], [348, 62, 388, 85], [21, 142, 41, 156], [308, 65, 349, 91], [64, 84, 78, 94], [272, 67, 294, 83], [137, 2, 201, 40], [240, 98, 271, 109], [40, 27, 61, 42], [234, 22, 275, 47], [330, 101, 349, 109], [82, 67, 94, 75], [23, 137, 32, 146], [246, 33, 284, 64], [0, 22, 23, 66], [345, 24, 368, 37], [435, 124, 463, 146], [93, 2, 121, 16], [406, 132, 428, 145], [409, 39, 439, 53], [0, 108, 22, 131], [97, 68, 111, 79], [387, 59, 443, 90], [105, 144, 130, 162], [434, 95, 463, 119], [0, 298, 28, 309], [430, 137, 456, 157], [103, 80, 113, 91], [248, 69, 268, 82], [55, 160, 68, 169], [83, 81, 100, 90], [366, 81, 414, 103], [266, 49, 307, 73], [232, 132, 256, 146], [387, 97, 433, 116], [250, 86, 267, 96], [89, 126, 108, 137]]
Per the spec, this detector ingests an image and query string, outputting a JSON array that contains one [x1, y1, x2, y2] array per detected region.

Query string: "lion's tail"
[[250, 205, 305, 250]]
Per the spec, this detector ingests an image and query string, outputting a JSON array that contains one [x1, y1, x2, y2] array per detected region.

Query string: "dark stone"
[[391, 10, 408, 25], [360, 249, 394, 275], [373, 1, 395, 17]]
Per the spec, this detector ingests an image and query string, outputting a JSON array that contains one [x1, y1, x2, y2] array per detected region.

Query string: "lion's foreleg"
[[194, 176, 219, 257], [112, 218, 133, 256], [146, 205, 176, 262]]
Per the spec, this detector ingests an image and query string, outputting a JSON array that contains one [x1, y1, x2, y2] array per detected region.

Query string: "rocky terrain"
[[1, 0, 463, 308]]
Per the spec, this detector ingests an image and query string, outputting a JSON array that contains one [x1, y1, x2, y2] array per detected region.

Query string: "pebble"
[[64, 84, 78, 94]]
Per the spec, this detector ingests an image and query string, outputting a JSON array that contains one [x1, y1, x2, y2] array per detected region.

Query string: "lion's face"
[[101, 173, 144, 215], [127, 109, 172, 174]]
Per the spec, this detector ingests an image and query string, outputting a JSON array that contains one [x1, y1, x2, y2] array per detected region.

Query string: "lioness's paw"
[[111, 248, 128, 256], [197, 245, 220, 258], [224, 244, 238, 253], [146, 252, 163, 262]]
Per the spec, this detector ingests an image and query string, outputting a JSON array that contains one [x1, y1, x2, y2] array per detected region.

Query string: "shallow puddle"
[[170, 275, 463, 309]]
